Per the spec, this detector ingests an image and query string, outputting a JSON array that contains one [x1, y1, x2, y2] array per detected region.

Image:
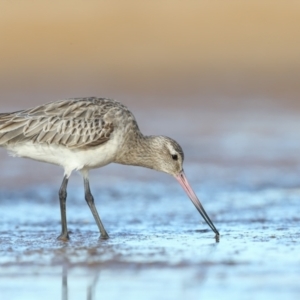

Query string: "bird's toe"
[[57, 233, 70, 241]]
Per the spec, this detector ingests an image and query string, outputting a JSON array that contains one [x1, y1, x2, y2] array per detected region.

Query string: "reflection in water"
[[87, 273, 99, 300], [61, 265, 99, 300], [62, 265, 68, 300]]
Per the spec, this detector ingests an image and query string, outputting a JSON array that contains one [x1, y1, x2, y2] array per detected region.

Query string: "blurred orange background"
[[0, 0, 300, 110]]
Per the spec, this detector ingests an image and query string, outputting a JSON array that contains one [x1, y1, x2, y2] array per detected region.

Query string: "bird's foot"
[[57, 232, 70, 241], [99, 232, 109, 240]]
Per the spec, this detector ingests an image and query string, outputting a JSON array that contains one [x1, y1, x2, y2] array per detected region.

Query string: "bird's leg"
[[83, 177, 109, 239], [57, 175, 69, 241]]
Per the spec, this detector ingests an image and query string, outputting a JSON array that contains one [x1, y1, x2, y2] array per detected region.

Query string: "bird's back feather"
[[0, 97, 123, 149]]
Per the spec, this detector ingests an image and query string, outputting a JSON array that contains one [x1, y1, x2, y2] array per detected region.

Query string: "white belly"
[[6, 138, 120, 175]]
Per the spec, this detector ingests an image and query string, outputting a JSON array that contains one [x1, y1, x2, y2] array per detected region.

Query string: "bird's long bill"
[[175, 171, 219, 236]]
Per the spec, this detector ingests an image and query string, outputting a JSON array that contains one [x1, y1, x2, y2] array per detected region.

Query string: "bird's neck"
[[114, 134, 159, 170]]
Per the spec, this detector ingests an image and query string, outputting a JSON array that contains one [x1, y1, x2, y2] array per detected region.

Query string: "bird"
[[0, 97, 219, 240]]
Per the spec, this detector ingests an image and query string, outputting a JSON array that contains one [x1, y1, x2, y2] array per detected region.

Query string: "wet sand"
[[0, 102, 300, 299]]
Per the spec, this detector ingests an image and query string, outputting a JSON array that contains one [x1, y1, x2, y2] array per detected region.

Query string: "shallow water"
[[0, 106, 300, 299], [0, 178, 300, 299]]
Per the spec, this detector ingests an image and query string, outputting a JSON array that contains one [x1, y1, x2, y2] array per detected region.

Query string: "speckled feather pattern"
[[0, 97, 220, 237], [0, 97, 184, 176], [0, 97, 138, 149]]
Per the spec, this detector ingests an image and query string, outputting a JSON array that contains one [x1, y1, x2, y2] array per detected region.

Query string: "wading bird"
[[0, 97, 219, 240]]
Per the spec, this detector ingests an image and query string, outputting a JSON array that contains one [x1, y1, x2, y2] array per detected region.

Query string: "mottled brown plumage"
[[0, 98, 126, 148], [0, 97, 219, 240]]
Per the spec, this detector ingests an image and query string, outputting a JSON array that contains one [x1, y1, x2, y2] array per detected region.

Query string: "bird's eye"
[[172, 154, 178, 161]]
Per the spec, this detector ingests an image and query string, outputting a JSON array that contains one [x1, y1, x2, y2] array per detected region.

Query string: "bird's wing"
[[0, 98, 115, 148]]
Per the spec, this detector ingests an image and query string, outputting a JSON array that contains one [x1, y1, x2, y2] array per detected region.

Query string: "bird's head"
[[149, 136, 184, 176], [148, 136, 219, 237]]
